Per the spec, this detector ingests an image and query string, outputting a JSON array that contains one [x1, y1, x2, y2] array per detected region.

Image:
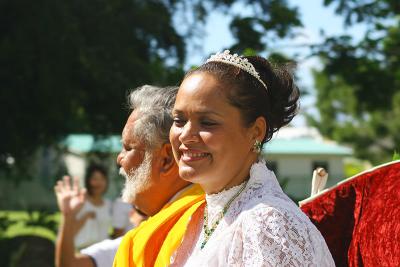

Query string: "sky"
[[182, 0, 366, 126]]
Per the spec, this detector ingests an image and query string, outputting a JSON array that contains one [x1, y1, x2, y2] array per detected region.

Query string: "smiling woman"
[[169, 50, 335, 266], [170, 72, 263, 194]]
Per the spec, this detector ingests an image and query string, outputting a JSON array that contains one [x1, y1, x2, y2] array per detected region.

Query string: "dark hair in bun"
[[184, 56, 299, 144]]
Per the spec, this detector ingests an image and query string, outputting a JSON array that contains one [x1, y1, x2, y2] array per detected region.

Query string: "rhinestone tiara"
[[206, 50, 268, 91]]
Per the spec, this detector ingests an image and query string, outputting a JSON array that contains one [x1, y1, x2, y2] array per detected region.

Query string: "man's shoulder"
[[81, 237, 123, 267], [81, 237, 122, 254], [117, 184, 205, 247], [121, 225, 141, 240]]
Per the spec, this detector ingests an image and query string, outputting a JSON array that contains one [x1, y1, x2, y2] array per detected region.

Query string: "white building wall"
[[263, 154, 346, 200]]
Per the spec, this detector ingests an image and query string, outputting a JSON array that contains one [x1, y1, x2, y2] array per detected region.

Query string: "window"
[[312, 161, 329, 173]]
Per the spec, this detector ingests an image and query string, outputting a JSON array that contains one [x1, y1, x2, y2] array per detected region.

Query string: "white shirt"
[[173, 160, 335, 267], [80, 237, 122, 267], [112, 198, 134, 233], [74, 198, 112, 249]]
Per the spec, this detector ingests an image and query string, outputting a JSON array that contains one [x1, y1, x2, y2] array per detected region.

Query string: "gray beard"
[[120, 151, 153, 204]]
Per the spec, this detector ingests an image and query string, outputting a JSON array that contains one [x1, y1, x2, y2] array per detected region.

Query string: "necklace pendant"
[[201, 236, 209, 250], [200, 180, 248, 251]]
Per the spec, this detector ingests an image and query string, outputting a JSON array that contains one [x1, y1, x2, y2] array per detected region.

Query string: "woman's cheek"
[[199, 131, 220, 147]]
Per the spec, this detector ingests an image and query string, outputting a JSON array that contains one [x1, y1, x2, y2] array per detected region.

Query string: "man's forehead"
[[121, 111, 143, 146]]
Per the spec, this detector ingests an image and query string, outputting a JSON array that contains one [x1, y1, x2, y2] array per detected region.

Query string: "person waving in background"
[[71, 164, 112, 250], [169, 50, 335, 266]]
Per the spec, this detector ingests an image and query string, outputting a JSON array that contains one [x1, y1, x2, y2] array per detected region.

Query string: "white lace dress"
[[171, 160, 335, 267]]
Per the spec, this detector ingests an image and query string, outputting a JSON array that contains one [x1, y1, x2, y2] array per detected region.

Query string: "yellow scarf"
[[113, 184, 205, 267]]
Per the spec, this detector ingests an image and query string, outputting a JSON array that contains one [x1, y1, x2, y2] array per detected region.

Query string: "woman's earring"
[[252, 140, 262, 154]]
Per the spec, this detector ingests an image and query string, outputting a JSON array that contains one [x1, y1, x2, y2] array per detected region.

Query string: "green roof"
[[263, 137, 352, 156], [63, 134, 122, 153]]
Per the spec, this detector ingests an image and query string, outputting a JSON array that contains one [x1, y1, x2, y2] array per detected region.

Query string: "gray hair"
[[128, 85, 178, 150]]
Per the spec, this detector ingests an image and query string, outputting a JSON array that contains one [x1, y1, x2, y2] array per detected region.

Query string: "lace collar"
[[205, 159, 275, 223]]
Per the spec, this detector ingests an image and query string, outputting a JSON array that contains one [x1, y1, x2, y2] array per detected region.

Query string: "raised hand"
[[54, 176, 86, 216]]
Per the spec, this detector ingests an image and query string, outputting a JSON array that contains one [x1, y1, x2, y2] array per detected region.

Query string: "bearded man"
[[55, 85, 204, 267]]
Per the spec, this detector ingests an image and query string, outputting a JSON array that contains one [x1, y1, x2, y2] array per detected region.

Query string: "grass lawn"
[[344, 158, 372, 178], [0, 210, 61, 242]]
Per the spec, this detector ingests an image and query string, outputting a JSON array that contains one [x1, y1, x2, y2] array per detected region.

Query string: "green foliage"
[[0, 0, 186, 172], [393, 151, 400, 161], [0, 0, 303, 176], [308, 0, 400, 164], [228, 0, 302, 54], [344, 158, 370, 177], [0, 211, 59, 241], [0, 214, 15, 238], [323, 0, 400, 26], [23, 210, 58, 235]]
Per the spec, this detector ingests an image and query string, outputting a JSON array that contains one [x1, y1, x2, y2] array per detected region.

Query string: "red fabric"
[[301, 161, 400, 267]]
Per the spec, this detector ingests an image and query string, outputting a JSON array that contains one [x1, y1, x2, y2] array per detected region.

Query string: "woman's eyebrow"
[[173, 109, 223, 117]]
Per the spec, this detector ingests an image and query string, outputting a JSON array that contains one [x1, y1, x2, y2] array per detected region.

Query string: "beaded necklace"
[[200, 180, 248, 249]]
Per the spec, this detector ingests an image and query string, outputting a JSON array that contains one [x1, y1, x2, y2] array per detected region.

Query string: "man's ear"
[[159, 143, 176, 174]]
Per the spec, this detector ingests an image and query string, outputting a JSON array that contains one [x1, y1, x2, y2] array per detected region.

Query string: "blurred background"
[[1, 0, 399, 266]]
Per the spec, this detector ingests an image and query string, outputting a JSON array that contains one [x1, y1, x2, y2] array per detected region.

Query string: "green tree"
[[308, 0, 400, 163], [228, 0, 302, 53], [0, 0, 186, 171], [0, 0, 302, 173]]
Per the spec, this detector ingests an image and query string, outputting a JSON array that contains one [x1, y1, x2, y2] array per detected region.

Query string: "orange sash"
[[113, 185, 205, 267]]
